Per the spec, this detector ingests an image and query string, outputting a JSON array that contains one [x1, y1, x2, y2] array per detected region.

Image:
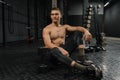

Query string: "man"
[[42, 7, 101, 77]]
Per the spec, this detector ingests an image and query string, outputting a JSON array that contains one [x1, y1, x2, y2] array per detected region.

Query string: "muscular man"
[[42, 7, 101, 77]]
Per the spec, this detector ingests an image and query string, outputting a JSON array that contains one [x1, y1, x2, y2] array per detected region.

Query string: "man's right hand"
[[57, 47, 69, 57]]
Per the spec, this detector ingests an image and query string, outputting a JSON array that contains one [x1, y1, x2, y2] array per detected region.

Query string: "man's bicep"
[[66, 25, 77, 31], [66, 25, 84, 32]]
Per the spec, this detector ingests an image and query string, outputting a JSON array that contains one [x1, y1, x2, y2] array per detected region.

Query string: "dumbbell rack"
[[83, 5, 106, 53]]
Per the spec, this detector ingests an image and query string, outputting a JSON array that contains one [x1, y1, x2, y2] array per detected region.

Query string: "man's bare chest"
[[50, 27, 66, 39]]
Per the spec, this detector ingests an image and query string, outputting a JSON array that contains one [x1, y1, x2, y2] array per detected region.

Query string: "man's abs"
[[51, 38, 65, 46]]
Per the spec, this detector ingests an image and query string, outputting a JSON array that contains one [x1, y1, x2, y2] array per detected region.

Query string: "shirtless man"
[[42, 7, 101, 77]]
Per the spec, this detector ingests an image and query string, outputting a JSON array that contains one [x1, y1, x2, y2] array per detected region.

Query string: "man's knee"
[[74, 31, 83, 39], [51, 47, 73, 66], [73, 31, 83, 46], [78, 45, 85, 48]]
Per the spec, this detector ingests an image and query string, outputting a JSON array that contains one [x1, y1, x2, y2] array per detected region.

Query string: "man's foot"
[[86, 64, 103, 79], [77, 60, 93, 66], [77, 55, 93, 66]]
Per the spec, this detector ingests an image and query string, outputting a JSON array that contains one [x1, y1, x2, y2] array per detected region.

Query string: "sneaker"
[[77, 60, 93, 66], [86, 64, 103, 79], [77, 55, 94, 66]]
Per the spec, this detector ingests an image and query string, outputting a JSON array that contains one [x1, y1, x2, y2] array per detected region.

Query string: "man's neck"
[[52, 22, 61, 27]]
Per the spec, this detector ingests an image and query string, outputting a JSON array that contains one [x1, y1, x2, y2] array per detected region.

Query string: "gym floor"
[[0, 37, 120, 80]]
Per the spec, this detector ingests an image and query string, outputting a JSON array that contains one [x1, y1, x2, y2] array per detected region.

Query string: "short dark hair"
[[51, 7, 60, 11], [51, 7, 62, 14]]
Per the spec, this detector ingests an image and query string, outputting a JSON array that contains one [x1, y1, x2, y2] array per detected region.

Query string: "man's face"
[[50, 10, 62, 23]]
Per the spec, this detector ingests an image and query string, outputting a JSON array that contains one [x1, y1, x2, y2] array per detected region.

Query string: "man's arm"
[[42, 28, 69, 56], [42, 28, 56, 48], [65, 25, 92, 41]]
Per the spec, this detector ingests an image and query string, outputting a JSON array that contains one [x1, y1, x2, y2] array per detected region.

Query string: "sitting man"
[[42, 7, 101, 78]]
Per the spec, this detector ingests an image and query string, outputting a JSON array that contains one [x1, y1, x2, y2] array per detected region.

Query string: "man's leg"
[[60, 31, 92, 65], [74, 32, 103, 79], [72, 31, 93, 65], [50, 47, 102, 79], [50, 47, 87, 71]]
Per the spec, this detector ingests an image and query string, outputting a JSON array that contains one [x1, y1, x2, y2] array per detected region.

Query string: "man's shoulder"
[[63, 24, 71, 28], [43, 24, 52, 31]]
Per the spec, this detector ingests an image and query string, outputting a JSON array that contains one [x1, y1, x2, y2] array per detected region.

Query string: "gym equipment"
[[83, 4, 106, 53], [92, 5, 106, 52]]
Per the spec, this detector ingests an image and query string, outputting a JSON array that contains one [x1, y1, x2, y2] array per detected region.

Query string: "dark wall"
[[67, 0, 83, 26], [104, 0, 120, 37], [68, 15, 83, 26], [0, 0, 51, 46]]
